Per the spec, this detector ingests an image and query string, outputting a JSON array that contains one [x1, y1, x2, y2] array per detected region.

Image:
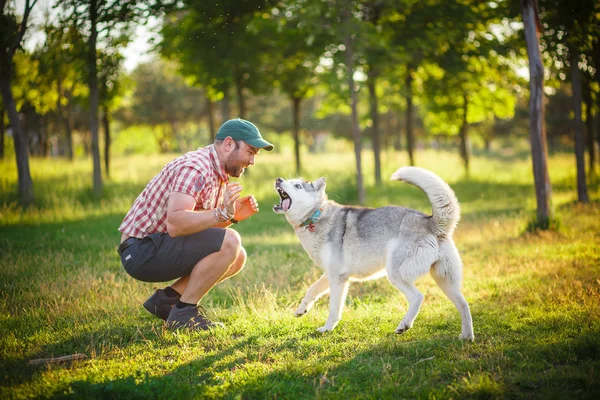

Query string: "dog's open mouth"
[[274, 183, 292, 212]]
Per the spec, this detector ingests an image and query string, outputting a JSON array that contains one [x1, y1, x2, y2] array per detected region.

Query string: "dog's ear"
[[313, 177, 327, 192]]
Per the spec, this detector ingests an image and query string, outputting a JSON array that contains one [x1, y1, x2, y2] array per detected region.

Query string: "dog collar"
[[300, 208, 322, 232]]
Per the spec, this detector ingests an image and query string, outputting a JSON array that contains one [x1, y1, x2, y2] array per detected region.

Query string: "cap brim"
[[245, 138, 274, 151]]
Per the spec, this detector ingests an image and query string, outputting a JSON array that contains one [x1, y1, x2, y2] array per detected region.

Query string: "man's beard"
[[224, 150, 245, 177]]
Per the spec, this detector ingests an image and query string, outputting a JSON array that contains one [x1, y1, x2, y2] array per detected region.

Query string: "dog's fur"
[[273, 167, 474, 340]]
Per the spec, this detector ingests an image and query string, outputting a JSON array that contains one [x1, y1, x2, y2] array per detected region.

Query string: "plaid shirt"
[[118, 145, 229, 238]]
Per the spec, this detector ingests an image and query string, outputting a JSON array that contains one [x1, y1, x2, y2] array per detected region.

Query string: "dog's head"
[[273, 177, 327, 222]]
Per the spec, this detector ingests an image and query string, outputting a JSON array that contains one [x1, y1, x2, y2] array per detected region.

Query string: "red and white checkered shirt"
[[118, 145, 229, 238]]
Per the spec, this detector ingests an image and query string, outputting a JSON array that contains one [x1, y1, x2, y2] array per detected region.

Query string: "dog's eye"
[[294, 184, 302, 189]]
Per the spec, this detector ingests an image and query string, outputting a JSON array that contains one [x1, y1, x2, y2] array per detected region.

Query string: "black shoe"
[[166, 305, 225, 331], [143, 289, 179, 320]]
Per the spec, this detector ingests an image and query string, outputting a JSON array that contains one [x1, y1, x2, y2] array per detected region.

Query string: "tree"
[[258, 1, 329, 175], [37, 21, 87, 160], [537, 0, 596, 203], [55, 0, 175, 196], [342, 2, 365, 204], [0, 0, 37, 206], [98, 49, 124, 178], [521, 0, 553, 227], [117, 59, 204, 152]]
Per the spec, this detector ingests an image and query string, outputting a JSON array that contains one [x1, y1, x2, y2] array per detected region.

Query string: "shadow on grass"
[[36, 314, 600, 399]]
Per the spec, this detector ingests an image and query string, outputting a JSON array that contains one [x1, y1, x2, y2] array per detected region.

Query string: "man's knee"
[[231, 247, 247, 274], [220, 229, 242, 259]]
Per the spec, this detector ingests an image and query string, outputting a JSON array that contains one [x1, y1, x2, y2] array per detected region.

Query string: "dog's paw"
[[459, 332, 475, 341], [316, 326, 333, 333], [294, 308, 307, 317], [394, 321, 411, 335], [294, 304, 309, 317]]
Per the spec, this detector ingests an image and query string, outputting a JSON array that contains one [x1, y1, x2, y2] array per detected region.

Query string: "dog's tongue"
[[282, 198, 291, 211]]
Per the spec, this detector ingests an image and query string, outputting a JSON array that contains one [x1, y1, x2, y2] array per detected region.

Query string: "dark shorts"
[[118, 228, 227, 282]]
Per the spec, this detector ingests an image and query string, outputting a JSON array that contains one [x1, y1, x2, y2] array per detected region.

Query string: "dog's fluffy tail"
[[390, 166, 460, 237]]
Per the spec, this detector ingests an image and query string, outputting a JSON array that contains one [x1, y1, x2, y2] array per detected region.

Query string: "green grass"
[[1, 145, 599, 399]]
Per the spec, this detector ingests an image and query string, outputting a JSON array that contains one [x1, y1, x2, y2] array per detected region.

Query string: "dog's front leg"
[[317, 277, 349, 333], [295, 273, 330, 317]]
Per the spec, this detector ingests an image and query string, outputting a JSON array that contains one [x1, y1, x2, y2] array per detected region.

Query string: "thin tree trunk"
[[40, 116, 48, 157], [0, 76, 34, 206], [0, 105, 5, 160], [207, 95, 215, 143], [57, 79, 73, 160], [367, 70, 382, 186], [235, 73, 246, 119], [583, 76, 595, 176], [221, 88, 231, 121], [343, 8, 364, 205], [89, 0, 103, 196], [570, 50, 589, 203], [597, 86, 600, 172], [459, 93, 470, 177], [103, 106, 110, 178], [292, 96, 302, 175], [521, 0, 553, 225], [394, 110, 402, 151], [405, 69, 415, 166]]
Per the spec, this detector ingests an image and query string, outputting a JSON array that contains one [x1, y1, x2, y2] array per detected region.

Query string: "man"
[[117, 118, 273, 331]]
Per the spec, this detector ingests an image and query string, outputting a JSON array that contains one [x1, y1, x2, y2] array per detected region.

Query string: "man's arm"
[[166, 191, 229, 237]]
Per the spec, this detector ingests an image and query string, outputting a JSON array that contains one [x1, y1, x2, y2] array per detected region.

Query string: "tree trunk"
[[570, 50, 589, 203], [343, 8, 364, 205], [234, 72, 246, 119], [207, 95, 215, 143], [57, 79, 73, 160], [89, 1, 103, 196], [459, 93, 470, 177], [292, 96, 302, 175], [0, 76, 34, 206], [367, 70, 382, 186], [597, 85, 600, 172], [521, 0, 553, 226], [583, 76, 595, 176], [221, 88, 231, 121], [103, 106, 110, 178], [40, 116, 48, 157], [0, 105, 5, 160], [393, 110, 402, 151], [405, 69, 415, 166]]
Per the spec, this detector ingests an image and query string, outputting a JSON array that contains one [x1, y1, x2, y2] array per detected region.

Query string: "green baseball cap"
[[216, 118, 274, 151]]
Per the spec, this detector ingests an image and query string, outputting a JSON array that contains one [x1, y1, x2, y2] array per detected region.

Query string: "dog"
[[273, 166, 474, 340]]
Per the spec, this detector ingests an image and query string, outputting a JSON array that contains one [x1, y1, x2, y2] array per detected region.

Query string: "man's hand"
[[223, 183, 243, 216], [234, 194, 259, 221]]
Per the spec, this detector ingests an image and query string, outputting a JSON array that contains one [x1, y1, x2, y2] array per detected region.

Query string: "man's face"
[[224, 140, 260, 177]]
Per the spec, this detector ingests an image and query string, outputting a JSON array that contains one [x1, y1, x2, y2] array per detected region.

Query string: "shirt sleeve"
[[171, 166, 205, 203]]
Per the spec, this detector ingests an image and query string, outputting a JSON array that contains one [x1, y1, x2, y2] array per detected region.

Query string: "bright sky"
[[15, 0, 159, 72]]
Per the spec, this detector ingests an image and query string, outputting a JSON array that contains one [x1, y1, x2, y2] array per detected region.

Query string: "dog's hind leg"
[[318, 275, 350, 333], [295, 273, 330, 317], [386, 243, 436, 335], [431, 240, 474, 341]]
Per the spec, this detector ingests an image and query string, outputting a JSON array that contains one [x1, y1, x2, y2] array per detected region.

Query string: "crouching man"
[[117, 119, 273, 331]]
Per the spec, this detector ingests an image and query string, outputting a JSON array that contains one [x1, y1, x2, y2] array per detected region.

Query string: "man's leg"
[[169, 246, 246, 295], [179, 228, 242, 304]]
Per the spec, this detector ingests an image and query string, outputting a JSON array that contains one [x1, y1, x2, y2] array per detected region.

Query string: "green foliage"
[[1, 146, 599, 398]]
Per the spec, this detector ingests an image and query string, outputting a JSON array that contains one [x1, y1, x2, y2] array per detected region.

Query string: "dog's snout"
[[276, 177, 283, 183]]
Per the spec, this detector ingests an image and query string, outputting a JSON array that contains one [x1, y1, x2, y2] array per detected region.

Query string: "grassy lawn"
[[1, 145, 599, 399]]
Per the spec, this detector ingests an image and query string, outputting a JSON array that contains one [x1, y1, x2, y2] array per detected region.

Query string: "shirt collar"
[[207, 144, 229, 184]]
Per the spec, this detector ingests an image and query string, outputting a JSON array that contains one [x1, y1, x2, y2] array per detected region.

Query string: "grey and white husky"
[[273, 166, 474, 340]]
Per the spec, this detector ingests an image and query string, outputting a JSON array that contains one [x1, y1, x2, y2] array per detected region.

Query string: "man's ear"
[[313, 177, 327, 192], [224, 136, 235, 152]]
